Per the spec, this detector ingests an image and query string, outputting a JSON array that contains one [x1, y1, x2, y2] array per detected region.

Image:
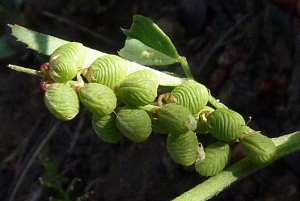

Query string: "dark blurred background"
[[1, 0, 300, 200]]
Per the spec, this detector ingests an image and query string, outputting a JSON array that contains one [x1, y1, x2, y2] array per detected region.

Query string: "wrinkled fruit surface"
[[44, 83, 79, 121]]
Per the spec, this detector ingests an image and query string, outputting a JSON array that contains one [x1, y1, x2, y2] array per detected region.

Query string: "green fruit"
[[79, 83, 117, 116], [116, 70, 158, 106], [83, 55, 128, 88], [126, 70, 158, 86], [116, 108, 152, 142], [151, 118, 168, 134], [240, 133, 277, 164], [208, 108, 246, 142], [49, 42, 86, 82], [92, 113, 122, 143], [195, 141, 231, 177], [167, 131, 199, 166], [157, 104, 197, 135], [44, 83, 79, 121], [171, 80, 209, 114]]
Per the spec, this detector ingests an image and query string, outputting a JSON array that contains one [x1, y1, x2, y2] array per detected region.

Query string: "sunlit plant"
[[7, 15, 300, 201]]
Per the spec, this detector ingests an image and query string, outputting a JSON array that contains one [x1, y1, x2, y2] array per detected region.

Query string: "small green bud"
[[208, 108, 246, 142], [78, 83, 117, 116], [157, 104, 197, 135], [92, 113, 122, 143], [240, 132, 277, 164], [116, 108, 152, 142], [44, 83, 79, 121], [171, 80, 209, 114], [83, 55, 128, 88], [195, 142, 231, 177], [167, 131, 199, 166]]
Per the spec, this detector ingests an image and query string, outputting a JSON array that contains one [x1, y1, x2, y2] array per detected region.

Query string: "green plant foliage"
[[119, 15, 180, 65], [8, 24, 183, 86], [40, 158, 91, 201], [7, 14, 300, 201]]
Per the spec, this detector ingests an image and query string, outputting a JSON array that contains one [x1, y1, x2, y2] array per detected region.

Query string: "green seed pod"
[[92, 113, 122, 143], [116, 108, 152, 142], [83, 55, 128, 88], [79, 83, 117, 116], [44, 83, 79, 121], [166, 131, 199, 166], [49, 42, 86, 82], [208, 108, 246, 142], [157, 104, 197, 135], [115, 70, 158, 106], [151, 118, 168, 134], [240, 133, 277, 164], [171, 80, 209, 114], [195, 141, 231, 177], [126, 70, 159, 86]]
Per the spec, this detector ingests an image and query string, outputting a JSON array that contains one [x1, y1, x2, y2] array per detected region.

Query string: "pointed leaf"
[[119, 37, 177, 65], [119, 15, 180, 65], [8, 24, 105, 67]]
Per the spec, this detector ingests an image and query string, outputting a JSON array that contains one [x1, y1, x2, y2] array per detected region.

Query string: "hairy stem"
[[173, 130, 300, 201], [8, 64, 45, 78], [179, 56, 193, 79], [207, 95, 227, 109]]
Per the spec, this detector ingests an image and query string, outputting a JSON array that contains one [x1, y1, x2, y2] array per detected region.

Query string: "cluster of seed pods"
[[41, 42, 277, 177]]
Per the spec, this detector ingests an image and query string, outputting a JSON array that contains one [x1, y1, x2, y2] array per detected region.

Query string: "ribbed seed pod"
[[44, 83, 79, 121], [208, 108, 246, 142], [171, 80, 209, 114], [166, 131, 199, 166], [83, 55, 128, 88], [78, 83, 117, 116], [240, 133, 277, 164], [92, 113, 122, 143], [126, 70, 159, 86], [49, 42, 86, 83], [116, 108, 152, 142], [115, 70, 158, 106], [195, 141, 231, 177], [157, 104, 197, 135]]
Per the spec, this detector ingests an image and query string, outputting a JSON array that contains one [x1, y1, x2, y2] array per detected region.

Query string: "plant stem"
[[179, 56, 193, 79], [172, 130, 300, 201], [207, 95, 228, 109], [8, 64, 45, 78]]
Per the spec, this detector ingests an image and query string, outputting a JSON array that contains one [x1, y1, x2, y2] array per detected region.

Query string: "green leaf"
[[119, 37, 177, 65], [119, 15, 180, 66], [8, 24, 105, 67], [8, 24, 183, 86]]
